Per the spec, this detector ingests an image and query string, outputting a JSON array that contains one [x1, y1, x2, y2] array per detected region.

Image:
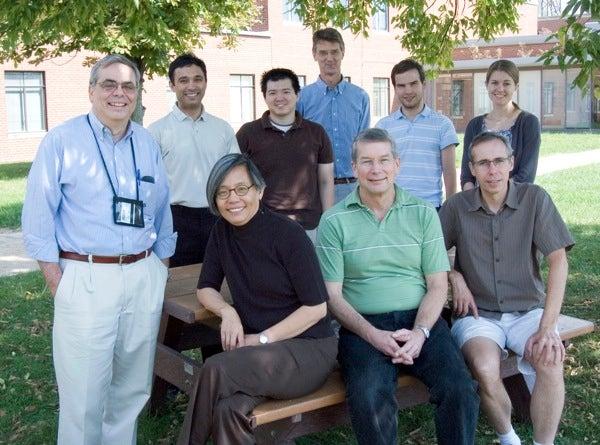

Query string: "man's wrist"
[[414, 324, 430, 340]]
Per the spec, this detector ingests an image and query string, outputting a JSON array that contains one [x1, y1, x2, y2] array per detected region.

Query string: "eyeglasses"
[[216, 184, 255, 200], [97, 80, 137, 95], [472, 156, 512, 170]]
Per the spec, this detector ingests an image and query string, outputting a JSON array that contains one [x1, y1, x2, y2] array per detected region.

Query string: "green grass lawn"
[[454, 130, 600, 169], [1, 164, 598, 444]]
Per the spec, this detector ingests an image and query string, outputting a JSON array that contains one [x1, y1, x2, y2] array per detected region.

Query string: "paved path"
[[2, 149, 600, 277]]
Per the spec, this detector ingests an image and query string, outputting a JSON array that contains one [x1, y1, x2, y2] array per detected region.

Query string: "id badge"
[[113, 196, 145, 228]]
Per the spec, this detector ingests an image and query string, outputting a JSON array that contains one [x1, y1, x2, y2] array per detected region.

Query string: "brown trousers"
[[178, 336, 338, 445]]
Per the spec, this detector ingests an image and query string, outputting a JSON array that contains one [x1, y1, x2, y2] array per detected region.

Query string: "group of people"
[[21, 25, 573, 445]]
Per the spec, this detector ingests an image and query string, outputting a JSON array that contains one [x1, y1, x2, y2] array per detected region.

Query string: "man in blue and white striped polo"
[[377, 59, 458, 210]]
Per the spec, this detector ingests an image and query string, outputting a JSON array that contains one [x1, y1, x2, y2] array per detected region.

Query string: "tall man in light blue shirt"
[[22, 55, 176, 445], [297, 27, 370, 202], [376, 59, 458, 208]]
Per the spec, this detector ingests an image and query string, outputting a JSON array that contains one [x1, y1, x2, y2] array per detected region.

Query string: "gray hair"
[[206, 154, 267, 216], [351, 128, 398, 162], [89, 54, 141, 87], [468, 131, 513, 162]]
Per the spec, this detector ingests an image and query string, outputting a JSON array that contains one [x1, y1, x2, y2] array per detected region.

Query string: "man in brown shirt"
[[439, 132, 574, 445], [237, 68, 334, 242]]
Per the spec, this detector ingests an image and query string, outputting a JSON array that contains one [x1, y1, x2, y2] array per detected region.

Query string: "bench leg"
[[503, 374, 531, 423], [150, 313, 185, 414]]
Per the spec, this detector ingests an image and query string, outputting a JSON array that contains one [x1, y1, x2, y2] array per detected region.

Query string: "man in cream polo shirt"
[[149, 53, 239, 266]]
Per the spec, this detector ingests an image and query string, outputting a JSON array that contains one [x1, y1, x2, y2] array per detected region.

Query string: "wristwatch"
[[415, 324, 430, 339], [259, 333, 269, 345]]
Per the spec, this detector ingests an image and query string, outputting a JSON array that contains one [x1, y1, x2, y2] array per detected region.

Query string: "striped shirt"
[[317, 186, 449, 314], [439, 181, 574, 315], [376, 105, 458, 207]]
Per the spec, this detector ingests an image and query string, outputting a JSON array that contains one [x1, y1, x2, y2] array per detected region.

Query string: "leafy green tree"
[[538, 0, 600, 98], [292, 0, 527, 72], [0, 0, 259, 121]]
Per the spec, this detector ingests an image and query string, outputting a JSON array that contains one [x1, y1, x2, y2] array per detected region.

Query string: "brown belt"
[[334, 177, 357, 185], [59, 249, 152, 265]]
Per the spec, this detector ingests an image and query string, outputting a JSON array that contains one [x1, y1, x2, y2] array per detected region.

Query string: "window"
[[450, 80, 464, 117], [5, 71, 47, 133], [229, 75, 255, 124], [543, 82, 554, 115], [372, 4, 388, 31], [283, 0, 301, 23], [538, 0, 566, 17], [298, 75, 306, 89], [372, 78, 389, 120]]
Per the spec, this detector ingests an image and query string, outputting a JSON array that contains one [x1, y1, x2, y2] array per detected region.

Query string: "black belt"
[[334, 177, 357, 185]]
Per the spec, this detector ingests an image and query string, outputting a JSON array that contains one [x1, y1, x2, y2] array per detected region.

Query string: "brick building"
[[436, 1, 599, 131], [1, 0, 597, 164]]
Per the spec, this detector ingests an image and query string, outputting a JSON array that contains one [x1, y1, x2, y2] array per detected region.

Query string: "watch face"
[[259, 334, 268, 344]]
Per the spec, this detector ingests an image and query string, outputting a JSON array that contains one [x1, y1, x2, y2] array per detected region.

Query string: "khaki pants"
[[53, 253, 168, 445], [179, 336, 338, 445]]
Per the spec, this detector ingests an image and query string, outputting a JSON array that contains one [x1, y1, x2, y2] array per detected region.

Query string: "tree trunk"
[[132, 57, 146, 125]]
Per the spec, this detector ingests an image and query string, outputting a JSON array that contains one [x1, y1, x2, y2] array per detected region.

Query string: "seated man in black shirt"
[[177, 154, 337, 445]]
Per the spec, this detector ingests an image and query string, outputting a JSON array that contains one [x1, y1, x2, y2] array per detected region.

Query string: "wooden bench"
[[150, 264, 595, 444]]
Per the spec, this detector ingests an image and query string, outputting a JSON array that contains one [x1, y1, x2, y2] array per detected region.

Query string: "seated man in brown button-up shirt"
[[439, 131, 574, 445]]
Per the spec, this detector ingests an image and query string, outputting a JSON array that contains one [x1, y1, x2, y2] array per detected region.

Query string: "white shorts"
[[451, 308, 553, 391]]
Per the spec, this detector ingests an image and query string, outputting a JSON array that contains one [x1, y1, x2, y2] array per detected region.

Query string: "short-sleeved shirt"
[[236, 111, 333, 229], [148, 105, 240, 208], [376, 105, 458, 207], [198, 206, 333, 339], [297, 77, 370, 179], [317, 186, 450, 314], [439, 181, 574, 315]]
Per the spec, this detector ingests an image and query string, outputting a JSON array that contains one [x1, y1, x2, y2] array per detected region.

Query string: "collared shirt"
[[317, 186, 449, 314], [376, 105, 458, 207], [439, 181, 574, 315], [148, 105, 240, 208], [22, 112, 176, 262], [236, 111, 333, 229], [297, 77, 370, 179]]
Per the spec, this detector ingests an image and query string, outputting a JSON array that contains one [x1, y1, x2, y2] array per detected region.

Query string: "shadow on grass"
[[0, 162, 31, 181], [0, 201, 23, 229]]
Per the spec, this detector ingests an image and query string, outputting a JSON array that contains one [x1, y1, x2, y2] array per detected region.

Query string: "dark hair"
[[312, 27, 345, 53], [206, 154, 266, 216], [390, 59, 425, 86], [168, 53, 207, 83], [260, 68, 301, 96], [351, 128, 398, 162], [485, 59, 519, 85], [468, 132, 513, 162]]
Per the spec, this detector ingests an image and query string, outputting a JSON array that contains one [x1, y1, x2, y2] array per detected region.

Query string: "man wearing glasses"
[[439, 132, 574, 445], [22, 54, 176, 445]]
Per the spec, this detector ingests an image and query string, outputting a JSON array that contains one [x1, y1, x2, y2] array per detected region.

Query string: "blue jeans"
[[338, 310, 479, 445]]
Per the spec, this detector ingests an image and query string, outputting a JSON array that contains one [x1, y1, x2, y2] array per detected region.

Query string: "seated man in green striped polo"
[[439, 131, 574, 445], [316, 127, 479, 445]]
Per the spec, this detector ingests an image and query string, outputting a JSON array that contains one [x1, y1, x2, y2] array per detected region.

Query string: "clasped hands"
[[367, 327, 427, 365]]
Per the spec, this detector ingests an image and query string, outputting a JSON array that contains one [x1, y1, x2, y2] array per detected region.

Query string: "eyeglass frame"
[[95, 79, 138, 95], [470, 155, 513, 170], [215, 184, 256, 200]]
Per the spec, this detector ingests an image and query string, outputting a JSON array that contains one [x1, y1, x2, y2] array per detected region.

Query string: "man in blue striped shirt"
[[297, 28, 370, 202], [377, 59, 458, 209], [22, 54, 176, 445]]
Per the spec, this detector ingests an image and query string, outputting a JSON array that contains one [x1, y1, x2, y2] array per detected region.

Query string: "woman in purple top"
[[178, 154, 337, 445], [461, 60, 541, 190]]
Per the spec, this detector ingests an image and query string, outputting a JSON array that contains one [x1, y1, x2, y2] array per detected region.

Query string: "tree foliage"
[[0, 0, 258, 77], [293, 0, 527, 72], [538, 0, 600, 98]]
